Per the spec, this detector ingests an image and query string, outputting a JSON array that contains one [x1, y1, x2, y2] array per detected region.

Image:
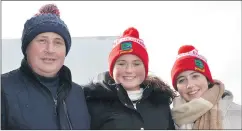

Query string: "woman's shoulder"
[[219, 90, 241, 129], [220, 90, 241, 111], [223, 101, 241, 129]]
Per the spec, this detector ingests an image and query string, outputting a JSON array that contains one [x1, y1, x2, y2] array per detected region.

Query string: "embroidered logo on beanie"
[[120, 42, 133, 54], [195, 59, 205, 72], [121, 42, 132, 50]]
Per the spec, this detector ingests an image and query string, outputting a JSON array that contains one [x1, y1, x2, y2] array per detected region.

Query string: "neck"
[[124, 86, 140, 91], [35, 71, 58, 78], [35, 72, 59, 82], [127, 88, 144, 102]]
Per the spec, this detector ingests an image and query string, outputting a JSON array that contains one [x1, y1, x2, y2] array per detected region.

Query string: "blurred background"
[[2, 1, 241, 104]]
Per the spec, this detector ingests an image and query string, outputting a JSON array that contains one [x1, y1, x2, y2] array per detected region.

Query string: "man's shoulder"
[[71, 81, 82, 87], [1, 68, 22, 83], [71, 82, 84, 90], [1, 68, 24, 94]]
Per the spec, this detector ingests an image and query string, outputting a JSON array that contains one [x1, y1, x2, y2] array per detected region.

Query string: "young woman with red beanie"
[[171, 45, 241, 129], [83, 27, 176, 130]]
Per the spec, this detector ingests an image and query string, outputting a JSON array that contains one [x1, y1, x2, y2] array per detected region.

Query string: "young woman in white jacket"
[[170, 45, 241, 129]]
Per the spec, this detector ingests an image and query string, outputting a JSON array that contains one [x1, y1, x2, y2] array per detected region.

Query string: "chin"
[[122, 84, 138, 90], [41, 67, 58, 73], [188, 95, 201, 101], [122, 85, 135, 88]]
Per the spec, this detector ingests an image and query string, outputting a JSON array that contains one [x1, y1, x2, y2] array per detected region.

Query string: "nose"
[[186, 84, 193, 89], [45, 43, 55, 53], [186, 78, 195, 89], [125, 64, 133, 73]]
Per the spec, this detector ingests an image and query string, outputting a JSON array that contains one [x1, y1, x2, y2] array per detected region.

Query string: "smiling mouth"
[[42, 58, 56, 63], [123, 76, 136, 80], [188, 89, 200, 95]]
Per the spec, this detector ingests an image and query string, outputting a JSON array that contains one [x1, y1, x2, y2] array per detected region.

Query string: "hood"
[[83, 71, 118, 100], [222, 90, 233, 101]]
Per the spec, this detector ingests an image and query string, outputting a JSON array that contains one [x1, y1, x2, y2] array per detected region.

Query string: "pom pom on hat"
[[171, 45, 213, 90], [178, 45, 195, 54], [108, 27, 149, 78], [122, 27, 139, 38], [22, 3, 71, 57], [38, 4, 60, 17]]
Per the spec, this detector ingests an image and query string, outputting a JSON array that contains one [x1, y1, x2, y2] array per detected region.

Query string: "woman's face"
[[113, 54, 145, 91], [176, 70, 209, 102]]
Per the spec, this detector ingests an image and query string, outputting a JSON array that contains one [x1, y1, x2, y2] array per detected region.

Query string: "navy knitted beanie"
[[21, 4, 71, 56]]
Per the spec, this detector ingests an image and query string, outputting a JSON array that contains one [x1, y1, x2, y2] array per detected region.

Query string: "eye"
[[55, 41, 64, 45], [38, 39, 46, 44], [117, 62, 126, 66], [177, 78, 185, 84], [133, 62, 141, 66]]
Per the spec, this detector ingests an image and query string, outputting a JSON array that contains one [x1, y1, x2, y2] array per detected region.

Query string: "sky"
[[2, 1, 241, 104]]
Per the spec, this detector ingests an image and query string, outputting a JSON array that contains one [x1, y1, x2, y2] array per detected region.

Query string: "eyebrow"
[[133, 60, 142, 62], [116, 60, 126, 62], [116, 59, 141, 62], [176, 76, 184, 81], [190, 71, 198, 76], [55, 37, 64, 41], [38, 36, 48, 39]]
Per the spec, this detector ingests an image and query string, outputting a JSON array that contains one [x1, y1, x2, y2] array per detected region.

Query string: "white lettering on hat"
[[113, 36, 146, 49], [176, 49, 207, 62]]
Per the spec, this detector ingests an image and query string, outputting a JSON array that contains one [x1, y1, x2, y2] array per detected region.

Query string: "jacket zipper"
[[37, 80, 58, 114], [121, 85, 149, 110], [31, 71, 70, 129], [53, 95, 58, 116], [63, 101, 73, 130], [49, 84, 73, 130], [53, 84, 64, 116], [133, 85, 149, 106], [57, 84, 73, 130], [37, 80, 64, 127]]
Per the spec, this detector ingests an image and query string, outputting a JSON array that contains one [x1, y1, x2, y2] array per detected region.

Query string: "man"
[[1, 4, 90, 130]]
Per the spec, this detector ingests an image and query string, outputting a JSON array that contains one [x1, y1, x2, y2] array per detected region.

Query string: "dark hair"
[[207, 78, 214, 89], [208, 83, 214, 88]]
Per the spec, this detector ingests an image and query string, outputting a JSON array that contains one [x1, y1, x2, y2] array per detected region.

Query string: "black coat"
[[83, 71, 175, 130], [1, 59, 90, 130]]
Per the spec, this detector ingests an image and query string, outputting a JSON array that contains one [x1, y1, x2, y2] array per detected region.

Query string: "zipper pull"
[[54, 99, 57, 106], [54, 94, 58, 106]]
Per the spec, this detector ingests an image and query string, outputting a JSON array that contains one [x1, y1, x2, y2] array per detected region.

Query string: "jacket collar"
[[83, 71, 173, 105], [19, 58, 72, 86]]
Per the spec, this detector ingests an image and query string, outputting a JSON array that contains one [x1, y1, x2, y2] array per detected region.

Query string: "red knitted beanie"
[[108, 27, 149, 78], [171, 45, 213, 90]]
